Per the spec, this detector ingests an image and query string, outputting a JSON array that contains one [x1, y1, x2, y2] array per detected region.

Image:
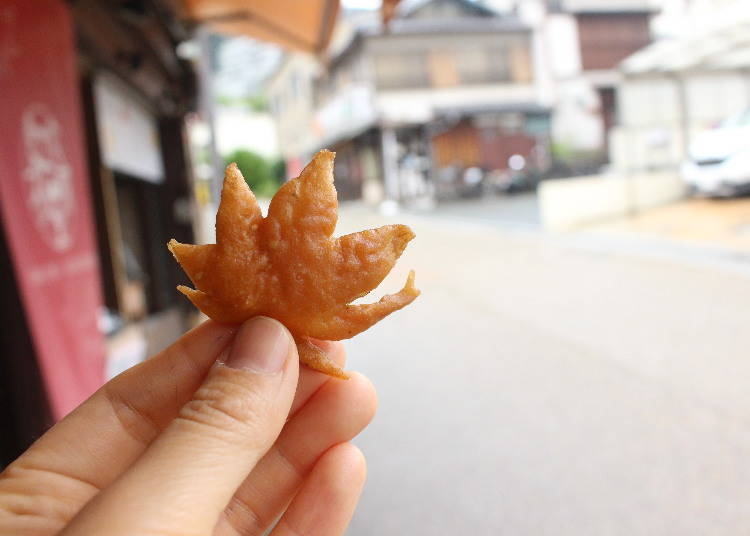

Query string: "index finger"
[[1, 322, 233, 501]]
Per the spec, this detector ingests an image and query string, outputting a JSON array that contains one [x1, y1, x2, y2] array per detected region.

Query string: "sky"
[[214, 37, 282, 98], [212, 0, 690, 98]]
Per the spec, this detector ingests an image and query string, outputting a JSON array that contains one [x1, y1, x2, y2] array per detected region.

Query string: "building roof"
[[621, 20, 750, 74], [380, 0, 526, 35], [433, 102, 551, 117], [378, 15, 528, 35], [560, 0, 659, 14], [403, 0, 497, 18], [325, 0, 529, 77], [328, 0, 527, 68]]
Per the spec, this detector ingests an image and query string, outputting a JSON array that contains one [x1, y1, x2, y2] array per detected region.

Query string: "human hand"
[[0, 317, 377, 535]]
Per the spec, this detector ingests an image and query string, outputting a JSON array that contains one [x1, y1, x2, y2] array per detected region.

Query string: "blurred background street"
[[341, 203, 750, 535], [410, 192, 541, 228], [3, 0, 750, 534]]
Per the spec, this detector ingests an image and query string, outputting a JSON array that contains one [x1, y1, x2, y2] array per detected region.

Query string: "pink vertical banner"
[[0, 0, 106, 419]]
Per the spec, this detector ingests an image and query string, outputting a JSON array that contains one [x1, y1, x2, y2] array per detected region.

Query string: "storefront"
[[0, 0, 341, 467], [0, 0, 196, 464]]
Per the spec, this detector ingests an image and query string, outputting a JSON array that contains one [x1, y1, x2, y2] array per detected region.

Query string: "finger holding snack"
[[0, 150, 419, 535], [0, 317, 377, 536], [169, 150, 419, 378]]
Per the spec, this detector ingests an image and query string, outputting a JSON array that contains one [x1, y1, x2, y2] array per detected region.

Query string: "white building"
[[610, 0, 750, 172], [516, 0, 656, 168], [266, 54, 322, 178], [266, 0, 657, 202]]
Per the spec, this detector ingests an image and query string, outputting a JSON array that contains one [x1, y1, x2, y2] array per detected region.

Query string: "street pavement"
[[589, 196, 750, 253], [335, 198, 750, 535], [411, 193, 540, 229]]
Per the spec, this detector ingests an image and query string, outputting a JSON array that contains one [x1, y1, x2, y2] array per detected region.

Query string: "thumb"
[[62, 316, 299, 536]]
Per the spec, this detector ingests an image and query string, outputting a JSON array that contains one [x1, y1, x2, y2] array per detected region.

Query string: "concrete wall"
[[611, 71, 750, 173], [215, 107, 279, 159], [527, 6, 608, 154], [539, 172, 686, 230], [266, 55, 321, 161], [552, 77, 605, 152]]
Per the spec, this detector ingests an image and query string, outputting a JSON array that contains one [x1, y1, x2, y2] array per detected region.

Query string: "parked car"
[[681, 108, 750, 197]]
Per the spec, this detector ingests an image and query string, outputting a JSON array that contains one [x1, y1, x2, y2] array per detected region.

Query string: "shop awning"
[[178, 0, 340, 54]]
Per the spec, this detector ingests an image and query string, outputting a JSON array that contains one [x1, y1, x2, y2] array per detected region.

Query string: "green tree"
[[223, 149, 279, 197], [270, 157, 287, 184], [216, 94, 268, 112]]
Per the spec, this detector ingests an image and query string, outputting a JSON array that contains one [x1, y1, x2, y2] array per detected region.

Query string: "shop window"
[[374, 51, 430, 90], [113, 173, 172, 319]]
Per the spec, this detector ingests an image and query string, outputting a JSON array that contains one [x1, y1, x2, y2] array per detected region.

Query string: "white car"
[[681, 109, 750, 197]]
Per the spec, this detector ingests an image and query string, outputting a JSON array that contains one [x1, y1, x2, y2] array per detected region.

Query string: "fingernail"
[[225, 317, 290, 373]]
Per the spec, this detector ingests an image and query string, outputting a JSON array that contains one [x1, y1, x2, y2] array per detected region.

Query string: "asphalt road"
[[411, 193, 540, 229], [335, 202, 750, 535]]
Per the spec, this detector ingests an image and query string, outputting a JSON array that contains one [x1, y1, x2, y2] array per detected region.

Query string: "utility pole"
[[196, 27, 224, 204]]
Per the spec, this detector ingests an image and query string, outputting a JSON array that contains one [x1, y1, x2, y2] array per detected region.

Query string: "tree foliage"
[[223, 149, 279, 198]]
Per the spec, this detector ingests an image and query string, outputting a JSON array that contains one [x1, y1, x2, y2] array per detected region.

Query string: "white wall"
[[685, 72, 749, 128], [94, 74, 164, 183], [539, 172, 687, 230], [533, 10, 607, 153], [611, 76, 683, 171], [544, 13, 582, 79], [611, 71, 750, 172], [266, 54, 321, 160], [523, 0, 556, 107], [610, 124, 685, 172], [215, 107, 279, 158], [376, 84, 539, 123], [619, 77, 682, 127], [315, 83, 378, 146], [551, 78, 604, 152]]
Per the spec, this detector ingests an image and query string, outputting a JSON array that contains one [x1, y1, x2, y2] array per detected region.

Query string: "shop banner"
[[0, 0, 106, 419]]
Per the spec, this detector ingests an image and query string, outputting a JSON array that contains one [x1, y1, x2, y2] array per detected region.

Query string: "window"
[[508, 42, 532, 83], [455, 47, 512, 85], [375, 40, 528, 89], [114, 173, 172, 318], [374, 52, 430, 90], [428, 51, 459, 87]]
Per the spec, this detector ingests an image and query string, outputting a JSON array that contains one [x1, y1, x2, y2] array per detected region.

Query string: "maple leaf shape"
[[168, 150, 419, 378]]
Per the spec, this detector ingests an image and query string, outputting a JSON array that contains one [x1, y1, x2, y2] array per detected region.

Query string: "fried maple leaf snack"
[[168, 150, 419, 379]]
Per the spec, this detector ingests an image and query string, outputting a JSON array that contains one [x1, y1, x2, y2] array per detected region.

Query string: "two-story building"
[[519, 0, 655, 170], [269, 0, 550, 203], [609, 0, 750, 173], [0, 0, 339, 462], [267, 0, 655, 202]]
